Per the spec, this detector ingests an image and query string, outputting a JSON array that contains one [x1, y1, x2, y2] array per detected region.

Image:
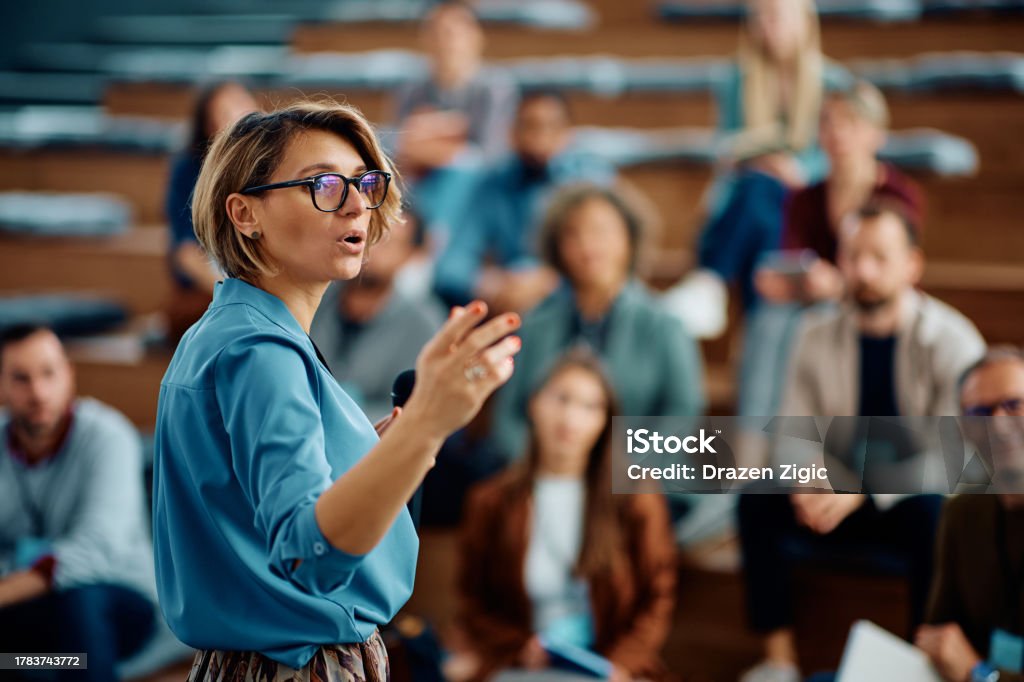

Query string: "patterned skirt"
[[186, 630, 389, 682]]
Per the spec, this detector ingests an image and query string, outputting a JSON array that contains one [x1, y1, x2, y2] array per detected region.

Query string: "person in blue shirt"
[[433, 90, 615, 313], [152, 101, 523, 680], [164, 81, 259, 343]]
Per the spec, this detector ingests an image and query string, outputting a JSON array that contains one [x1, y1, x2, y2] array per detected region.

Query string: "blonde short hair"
[[191, 100, 403, 281], [827, 79, 890, 130]]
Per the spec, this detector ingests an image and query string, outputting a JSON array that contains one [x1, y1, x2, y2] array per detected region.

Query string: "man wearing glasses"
[[916, 347, 1024, 682], [738, 199, 986, 682]]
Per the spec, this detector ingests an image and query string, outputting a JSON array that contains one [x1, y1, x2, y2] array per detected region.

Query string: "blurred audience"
[[697, 0, 850, 312], [394, 0, 519, 238], [433, 90, 614, 312], [491, 183, 705, 463], [740, 81, 924, 416], [455, 350, 675, 682], [779, 200, 982, 417], [915, 348, 1024, 682], [741, 199, 987, 679], [0, 324, 156, 682], [390, 207, 442, 304], [310, 211, 444, 422], [164, 81, 259, 343], [737, 200, 985, 682], [759, 80, 923, 305]]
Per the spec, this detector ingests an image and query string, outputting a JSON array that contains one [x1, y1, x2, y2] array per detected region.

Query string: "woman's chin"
[[329, 259, 365, 281]]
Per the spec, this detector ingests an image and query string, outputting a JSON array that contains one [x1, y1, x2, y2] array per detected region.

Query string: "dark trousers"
[[0, 583, 155, 682], [737, 493, 944, 636], [697, 169, 788, 310]]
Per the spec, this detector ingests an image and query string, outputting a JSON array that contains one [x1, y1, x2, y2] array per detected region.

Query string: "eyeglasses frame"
[[240, 170, 392, 213]]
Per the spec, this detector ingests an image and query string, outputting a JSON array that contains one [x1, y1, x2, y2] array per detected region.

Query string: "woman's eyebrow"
[[295, 163, 370, 176], [296, 162, 336, 176]]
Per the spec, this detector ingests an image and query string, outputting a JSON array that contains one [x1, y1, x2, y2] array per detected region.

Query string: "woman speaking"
[[151, 101, 521, 681]]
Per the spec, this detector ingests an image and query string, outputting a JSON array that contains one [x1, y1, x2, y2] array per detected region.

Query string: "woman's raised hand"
[[402, 301, 521, 440]]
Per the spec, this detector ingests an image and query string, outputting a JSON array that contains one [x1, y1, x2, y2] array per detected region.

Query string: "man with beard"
[[0, 324, 157, 682], [916, 347, 1024, 682], [736, 199, 985, 682]]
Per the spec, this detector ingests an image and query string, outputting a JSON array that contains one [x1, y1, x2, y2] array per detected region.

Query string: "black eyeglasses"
[[241, 170, 391, 212], [964, 398, 1024, 417]]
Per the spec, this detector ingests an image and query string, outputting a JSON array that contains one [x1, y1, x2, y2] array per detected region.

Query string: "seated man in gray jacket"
[[738, 199, 986, 682], [0, 324, 157, 682]]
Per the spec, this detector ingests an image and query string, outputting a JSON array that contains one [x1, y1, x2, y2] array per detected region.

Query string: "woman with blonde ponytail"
[[734, 0, 826, 170], [695, 0, 851, 313]]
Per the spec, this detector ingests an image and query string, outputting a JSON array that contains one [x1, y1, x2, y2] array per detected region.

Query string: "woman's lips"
[[337, 232, 365, 255]]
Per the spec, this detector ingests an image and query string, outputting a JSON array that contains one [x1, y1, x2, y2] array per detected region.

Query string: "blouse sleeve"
[[215, 336, 369, 595]]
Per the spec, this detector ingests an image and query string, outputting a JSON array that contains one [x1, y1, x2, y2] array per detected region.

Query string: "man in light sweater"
[[0, 324, 157, 682], [738, 199, 987, 682]]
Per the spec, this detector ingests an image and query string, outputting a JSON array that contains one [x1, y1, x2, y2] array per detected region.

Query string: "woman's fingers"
[[456, 312, 521, 360], [475, 335, 521, 371], [470, 336, 521, 389], [425, 301, 489, 358], [409, 303, 521, 435], [373, 407, 402, 437]]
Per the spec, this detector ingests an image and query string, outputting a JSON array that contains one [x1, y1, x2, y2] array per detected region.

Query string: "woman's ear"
[[225, 193, 261, 240]]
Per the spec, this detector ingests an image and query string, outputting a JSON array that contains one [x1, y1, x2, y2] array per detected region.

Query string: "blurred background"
[[0, 0, 1022, 680]]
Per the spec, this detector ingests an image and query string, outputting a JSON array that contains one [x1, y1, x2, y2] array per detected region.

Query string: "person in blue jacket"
[[433, 90, 615, 313], [152, 101, 522, 681]]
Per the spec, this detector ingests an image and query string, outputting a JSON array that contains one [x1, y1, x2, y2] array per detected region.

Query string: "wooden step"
[[0, 149, 169, 224], [622, 162, 1024, 266], [2, 139, 1016, 274], [69, 343, 171, 430], [0, 228, 171, 314], [1, 147, 1014, 275], [922, 262, 1024, 345], [292, 15, 1024, 59], [104, 72, 1024, 166]]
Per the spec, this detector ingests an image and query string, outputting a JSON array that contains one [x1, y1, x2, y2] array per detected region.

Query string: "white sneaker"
[[739, 660, 801, 682], [660, 268, 729, 339]]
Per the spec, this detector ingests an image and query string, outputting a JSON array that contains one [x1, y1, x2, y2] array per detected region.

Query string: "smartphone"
[[758, 249, 818, 277]]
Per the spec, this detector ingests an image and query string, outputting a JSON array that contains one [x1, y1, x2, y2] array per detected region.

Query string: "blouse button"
[[314, 542, 326, 556]]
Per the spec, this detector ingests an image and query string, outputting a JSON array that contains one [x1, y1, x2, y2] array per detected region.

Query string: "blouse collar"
[[211, 278, 308, 339]]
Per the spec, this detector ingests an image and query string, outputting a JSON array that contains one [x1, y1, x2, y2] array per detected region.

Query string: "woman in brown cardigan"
[[456, 349, 677, 681]]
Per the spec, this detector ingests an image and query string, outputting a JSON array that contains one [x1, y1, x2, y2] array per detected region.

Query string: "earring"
[[249, 231, 261, 241]]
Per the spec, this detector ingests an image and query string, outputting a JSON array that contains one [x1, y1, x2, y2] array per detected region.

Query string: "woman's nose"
[[340, 182, 368, 216]]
